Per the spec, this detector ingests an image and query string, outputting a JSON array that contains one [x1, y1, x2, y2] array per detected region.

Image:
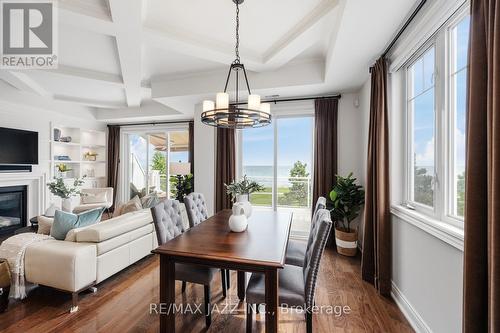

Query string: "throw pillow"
[[37, 215, 54, 235], [141, 193, 160, 209], [81, 191, 107, 204], [50, 208, 104, 240], [113, 201, 124, 218], [120, 196, 142, 215]]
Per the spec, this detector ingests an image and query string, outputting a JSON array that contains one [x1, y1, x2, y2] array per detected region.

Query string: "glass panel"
[[410, 57, 423, 98], [409, 47, 435, 207], [242, 125, 274, 206], [129, 134, 148, 199], [277, 117, 313, 235], [451, 15, 469, 218], [169, 131, 190, 200], [148, 133, 168, 198]]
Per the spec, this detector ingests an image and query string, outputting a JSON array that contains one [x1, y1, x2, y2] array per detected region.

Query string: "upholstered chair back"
[[314, 196, 327, 214], [150, 199, 185, 245], [184, 192, 209, 228], [303, 208, 332, 308]]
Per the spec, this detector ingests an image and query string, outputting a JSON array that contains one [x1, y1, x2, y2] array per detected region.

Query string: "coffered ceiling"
[[0, 0, 419, 122]]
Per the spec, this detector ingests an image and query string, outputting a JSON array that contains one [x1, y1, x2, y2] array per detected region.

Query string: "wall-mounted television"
[[0, 127, 39, 165]]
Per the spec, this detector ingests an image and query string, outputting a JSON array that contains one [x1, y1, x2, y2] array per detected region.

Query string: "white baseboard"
[[391, 282, 432, 333]]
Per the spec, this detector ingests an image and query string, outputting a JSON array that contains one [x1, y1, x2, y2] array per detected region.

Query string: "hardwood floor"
[[0, 249, 413, 333]]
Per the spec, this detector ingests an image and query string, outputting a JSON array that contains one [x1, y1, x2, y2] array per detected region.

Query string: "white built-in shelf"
[[50, 123, 107, 189]]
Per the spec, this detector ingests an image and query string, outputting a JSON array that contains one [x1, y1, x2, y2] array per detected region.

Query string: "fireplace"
[[0, 185, 27, 236]]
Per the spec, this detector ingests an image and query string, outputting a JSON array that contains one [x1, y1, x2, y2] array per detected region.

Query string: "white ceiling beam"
[[0, 71, 51, 97], [143, 25, 263, 71], [151, 59, 324, 99], [324, 0, 347, 79], [58, 8, 116, 36], [35, 65, 124, 87], [108, 0, 143, 107], [95, 101, 183, 122], [53, 94, 127, 109], [262, 0, 341, 69]]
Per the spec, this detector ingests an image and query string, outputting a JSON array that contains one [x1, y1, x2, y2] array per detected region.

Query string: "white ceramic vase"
[[61, 198, 73, 212], [229, 202, 248, 232], [236, 194, 252, 218]]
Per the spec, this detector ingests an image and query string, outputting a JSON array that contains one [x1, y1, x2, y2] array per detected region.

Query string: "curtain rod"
[[230, 94, 341, 106], [108, 120, 193, 128], [381, 0, 427, 58]]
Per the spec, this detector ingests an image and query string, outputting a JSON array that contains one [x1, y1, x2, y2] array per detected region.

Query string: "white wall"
[[193, 103, 216, 216], [0, 100, 106, 213]]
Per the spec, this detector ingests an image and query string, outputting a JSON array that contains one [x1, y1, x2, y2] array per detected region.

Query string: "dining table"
[[152, 209, 293, 333]]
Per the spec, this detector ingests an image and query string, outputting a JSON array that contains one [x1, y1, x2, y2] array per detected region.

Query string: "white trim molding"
[[391, 282, 432, 333], [391, 205, 464, 251]]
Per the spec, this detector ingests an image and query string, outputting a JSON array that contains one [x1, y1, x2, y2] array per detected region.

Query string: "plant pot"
[[334, 228, 358, 257], [61, 198, 73, 212], [236, 194, 252, 218]]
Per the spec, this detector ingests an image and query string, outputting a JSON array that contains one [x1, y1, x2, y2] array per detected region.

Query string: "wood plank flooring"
[[0, 249, 413, 333]]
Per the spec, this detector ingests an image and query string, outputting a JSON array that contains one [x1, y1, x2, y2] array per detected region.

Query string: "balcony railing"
[[245, 175, 312, 208]]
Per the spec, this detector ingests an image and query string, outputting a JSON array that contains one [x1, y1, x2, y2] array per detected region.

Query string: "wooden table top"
[[153, 209, 293, 269]]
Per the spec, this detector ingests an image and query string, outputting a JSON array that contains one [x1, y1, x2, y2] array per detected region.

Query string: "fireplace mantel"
[[0, 172, 47, 220]]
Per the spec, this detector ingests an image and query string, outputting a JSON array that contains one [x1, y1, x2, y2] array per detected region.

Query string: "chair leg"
[[181, 281, 186, 293], [221, 270, 227, 297], [246, 303, 253, 332], [204, 285, 211, 328], [226, 269, 231, 289], [306, 311, 312, 333]]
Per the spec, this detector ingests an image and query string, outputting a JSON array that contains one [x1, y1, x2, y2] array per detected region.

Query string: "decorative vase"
[[334, 228, 358, 257], [229, 202, 248, 232], [236, 194, 252, 218], [61, 198, 73, 212]]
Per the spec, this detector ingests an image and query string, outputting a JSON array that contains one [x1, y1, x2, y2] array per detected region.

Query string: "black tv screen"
[[0, 127, 38, 165]]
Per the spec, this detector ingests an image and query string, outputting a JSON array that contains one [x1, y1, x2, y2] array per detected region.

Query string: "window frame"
[[403, 6, 470, 228]]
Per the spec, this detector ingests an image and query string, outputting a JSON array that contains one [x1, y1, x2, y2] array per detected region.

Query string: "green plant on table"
[[225, 175, 265, 202], [329, 173, 365, 233]]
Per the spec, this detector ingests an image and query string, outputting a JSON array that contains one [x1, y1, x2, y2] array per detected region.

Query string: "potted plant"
[[329, 173, 365, 257], [225, 175, 264, 217], [47, 176, 86, 212], [56, 163, 72, 178]]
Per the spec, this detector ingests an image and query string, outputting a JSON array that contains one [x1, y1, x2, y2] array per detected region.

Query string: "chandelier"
[[201, 0, 271, 129]]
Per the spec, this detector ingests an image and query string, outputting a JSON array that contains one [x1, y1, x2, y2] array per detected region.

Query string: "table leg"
[[237, 271, 246, 301], [265, 268, 278, 333], [160, 256, 176, 333]]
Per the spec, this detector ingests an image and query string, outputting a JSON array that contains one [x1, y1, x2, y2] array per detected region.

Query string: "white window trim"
[[396, 3, 470, 233]]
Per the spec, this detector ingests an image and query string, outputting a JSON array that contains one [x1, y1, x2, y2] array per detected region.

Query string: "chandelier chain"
[[234, 2, 240, 64]]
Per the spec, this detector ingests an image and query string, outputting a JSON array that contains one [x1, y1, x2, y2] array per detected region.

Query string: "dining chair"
[[285, 196, 327, 266], [184, 192, 231, 289], [151, 199, 226, 328], [245, 208, 332, 333]]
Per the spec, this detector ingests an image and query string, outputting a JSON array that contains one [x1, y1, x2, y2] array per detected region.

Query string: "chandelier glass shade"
[[201, 0, 271, 129]]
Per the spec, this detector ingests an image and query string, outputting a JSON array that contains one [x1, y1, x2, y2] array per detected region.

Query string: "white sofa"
[[24, 209, 157, 312]]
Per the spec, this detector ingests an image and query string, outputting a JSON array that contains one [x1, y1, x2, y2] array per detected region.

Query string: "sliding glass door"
[[121, 126, 189, 202], [240, 114, 314, 237]]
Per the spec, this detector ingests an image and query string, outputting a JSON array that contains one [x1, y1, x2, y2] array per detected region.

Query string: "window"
[[404, 9, 469, 225], [239, 111, 314, 237]]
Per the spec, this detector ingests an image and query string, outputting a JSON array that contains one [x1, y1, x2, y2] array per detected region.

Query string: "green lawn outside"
[[250, 186, 309, 207]]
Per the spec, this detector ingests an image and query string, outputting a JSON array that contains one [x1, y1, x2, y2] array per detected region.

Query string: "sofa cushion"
[[37, 215, 54, 235], [50, 208, 104, 240], [121, 196, 142, 214], [82, 191, 107, 204], [95, 224, 153, 255], [76, 209, 152, 243]]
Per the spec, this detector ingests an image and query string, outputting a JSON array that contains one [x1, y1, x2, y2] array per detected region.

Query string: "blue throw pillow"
[[50, 207, 105, 240]]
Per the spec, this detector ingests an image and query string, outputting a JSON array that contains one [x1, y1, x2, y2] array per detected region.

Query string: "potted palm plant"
[[329, 173, 365, 257]]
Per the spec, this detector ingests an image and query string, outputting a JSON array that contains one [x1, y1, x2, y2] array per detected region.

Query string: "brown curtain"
[[361, 57, 391, 297], [313, 97, 339, 246], [106, 125, 120, 210], [215, 128, 235, 212], [188, 121, 194, 175], [463, 1, 500, 331]]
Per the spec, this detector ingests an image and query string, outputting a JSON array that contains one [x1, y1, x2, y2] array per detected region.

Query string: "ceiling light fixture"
[[201, 0, 271, 129]]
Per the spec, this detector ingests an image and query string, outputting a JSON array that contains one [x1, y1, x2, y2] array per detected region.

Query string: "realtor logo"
[[1, 0, 58, 69]]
